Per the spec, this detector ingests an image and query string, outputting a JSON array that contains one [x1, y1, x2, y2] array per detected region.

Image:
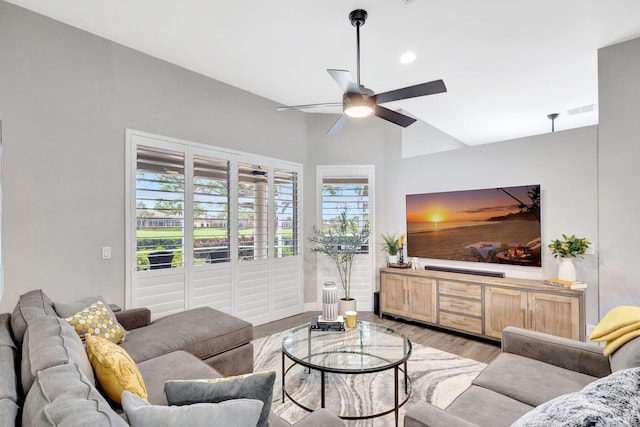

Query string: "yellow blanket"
[[590, 306, 640, 341], [590, 306, 640, 356]]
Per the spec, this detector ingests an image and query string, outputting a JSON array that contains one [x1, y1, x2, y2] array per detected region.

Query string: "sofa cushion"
[[23, 363, 128, 427], [472, 352, 597, 407], [122, 390, 263, 427], [62, 300, 126, 344], [512, 367, 640, 427], [0, 313, 20, 403], [446, 385, 533, 427], [11, 289, 57, 343], [120, 307, 253, 363], [610, 336, 640, 372], [85, 335, 147, 403], [0, 399, 19, 427], [137, 350, 222, 405], [165, 371, 276, 427], [21, 315, 95, 395]]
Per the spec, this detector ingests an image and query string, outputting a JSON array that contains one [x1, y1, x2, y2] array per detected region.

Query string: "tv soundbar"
[[425, 265, 505, 278]]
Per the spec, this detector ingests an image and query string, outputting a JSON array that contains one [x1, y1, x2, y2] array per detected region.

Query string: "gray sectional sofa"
[[405, 326, 640, 427], [0, 289, 344, 427]]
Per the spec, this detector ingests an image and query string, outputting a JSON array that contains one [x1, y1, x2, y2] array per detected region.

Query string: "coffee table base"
[[282, 353, 412, 427]]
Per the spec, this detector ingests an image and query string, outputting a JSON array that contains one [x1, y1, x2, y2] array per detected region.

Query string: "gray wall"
[[598, 37, 640, 315], [382, 126, 600, 325], [0, 2, 308, 312]]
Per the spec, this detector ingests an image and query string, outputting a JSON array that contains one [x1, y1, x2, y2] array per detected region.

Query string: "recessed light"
[[400, 51, 416, 64]]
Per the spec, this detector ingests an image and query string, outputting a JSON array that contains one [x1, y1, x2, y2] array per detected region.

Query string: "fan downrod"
[[349, 9, 367, 27]]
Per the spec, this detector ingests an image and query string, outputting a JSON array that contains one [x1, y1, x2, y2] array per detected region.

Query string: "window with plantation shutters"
[[321, 177, 369, 254], [126, 130, 303, 324], [135, 146, 185, 270], [316, 165, 374, 313], [193, 156, 230, 265], [274, 168, 299, 258]]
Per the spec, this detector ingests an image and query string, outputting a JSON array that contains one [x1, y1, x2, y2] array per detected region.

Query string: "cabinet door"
[[380, 273, 406, 316], [528, 292, 580, 340], [407, 277, 437, 323], [485, 286, 527, 339]]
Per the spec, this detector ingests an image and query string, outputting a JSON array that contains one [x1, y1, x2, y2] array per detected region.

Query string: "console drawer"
[[440, 296, 482, 317], [439, 281, 482, 300], [439, 312, 482, 335]]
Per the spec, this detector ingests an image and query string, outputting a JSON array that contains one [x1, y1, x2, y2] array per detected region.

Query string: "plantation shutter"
[[237, 162, 269, 261], [321, 177, 369, 254], [273, 168, 299, 258], [193, 156, 230, 264], [136, 146, 185, 270]]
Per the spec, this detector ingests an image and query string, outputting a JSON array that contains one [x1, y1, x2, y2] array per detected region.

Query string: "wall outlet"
[[101, 247, 112, 260]]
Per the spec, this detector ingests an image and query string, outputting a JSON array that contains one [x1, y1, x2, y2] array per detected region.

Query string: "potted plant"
[[310, 207, 370, 315], [380, 232, 400, 264], [548, 234, 591, 281]]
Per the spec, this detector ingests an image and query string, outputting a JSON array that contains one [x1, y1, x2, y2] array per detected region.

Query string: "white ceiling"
[[6, 0, 640, 145]]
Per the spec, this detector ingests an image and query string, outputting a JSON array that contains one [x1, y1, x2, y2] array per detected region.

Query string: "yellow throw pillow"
[[85, 334, 147, 403], [64, 300, 125, 344], [590, 306, 640, 341]]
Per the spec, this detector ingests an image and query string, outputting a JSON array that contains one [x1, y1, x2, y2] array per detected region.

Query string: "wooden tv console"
[[380, 267, 585, 341]]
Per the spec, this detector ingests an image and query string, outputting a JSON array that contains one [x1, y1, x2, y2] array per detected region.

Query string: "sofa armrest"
[[501, 326, 611, 377], [405, 402, 478, 427], [289, 409, 345, 427], [115, 308, 151, 330]]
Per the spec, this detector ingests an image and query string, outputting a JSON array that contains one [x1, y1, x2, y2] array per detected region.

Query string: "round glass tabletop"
[[281, 320, 412, 373]]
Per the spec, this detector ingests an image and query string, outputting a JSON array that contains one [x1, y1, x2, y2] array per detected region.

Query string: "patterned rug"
[[253, 330, 487, 426]]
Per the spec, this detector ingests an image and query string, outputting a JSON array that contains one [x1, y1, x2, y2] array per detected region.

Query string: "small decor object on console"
[[322, 281, 339, 321], [398, 234, 405, 265], [380, 232, 400, 265], [548, 234, 591, 282]]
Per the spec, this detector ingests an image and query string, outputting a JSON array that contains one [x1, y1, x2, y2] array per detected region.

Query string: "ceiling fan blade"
[[374, 105, 417, 128], [375, 79, 447, 104], [276, 102, 342, 111], [326, 115, 349, 135], [327, 69, 361, 94]]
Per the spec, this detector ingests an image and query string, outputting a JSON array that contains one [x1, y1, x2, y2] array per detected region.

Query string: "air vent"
[[567, 104, 597, 116]]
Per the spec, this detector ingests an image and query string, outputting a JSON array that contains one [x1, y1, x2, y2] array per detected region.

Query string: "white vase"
[[322, 281, 338, 321], [388, 255, 398, 265], [338, 298, 356, 316], [558, 257, 576, 281]]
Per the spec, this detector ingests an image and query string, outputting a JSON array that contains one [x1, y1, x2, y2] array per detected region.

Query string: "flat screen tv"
[[406, 185, 541, 267]]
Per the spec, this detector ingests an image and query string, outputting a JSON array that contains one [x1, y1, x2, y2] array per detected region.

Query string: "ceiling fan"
[[277, 9, 447, 135]]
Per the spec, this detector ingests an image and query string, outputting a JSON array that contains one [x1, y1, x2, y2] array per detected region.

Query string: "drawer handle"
[[450, 303, 467, 309]]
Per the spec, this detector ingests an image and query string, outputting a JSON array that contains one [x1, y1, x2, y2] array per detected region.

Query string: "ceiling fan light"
[[345, 105, 374, 118], [343, 93, 374, 118]]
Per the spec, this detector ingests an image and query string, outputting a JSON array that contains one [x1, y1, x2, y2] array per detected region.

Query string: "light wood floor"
[[254, 311, 501, 364]]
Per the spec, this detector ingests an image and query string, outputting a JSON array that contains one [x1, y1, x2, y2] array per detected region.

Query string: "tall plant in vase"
[[310, 207, 370, 315], [380, 232, 399, 264]]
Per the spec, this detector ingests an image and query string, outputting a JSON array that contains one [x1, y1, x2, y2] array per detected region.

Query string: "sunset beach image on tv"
[[406, 185, 541, 267]]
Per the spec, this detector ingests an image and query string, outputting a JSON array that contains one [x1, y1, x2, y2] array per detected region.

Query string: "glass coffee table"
[[281, 320, 412, 426]]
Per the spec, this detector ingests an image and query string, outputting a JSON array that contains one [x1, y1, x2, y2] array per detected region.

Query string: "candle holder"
[[398, 247, 405, 265]]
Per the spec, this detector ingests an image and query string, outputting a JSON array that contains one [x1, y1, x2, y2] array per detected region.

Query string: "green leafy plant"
[[548, 234, 591, 258], [309, 208, 370, 300], [380, 232, 400, 255]]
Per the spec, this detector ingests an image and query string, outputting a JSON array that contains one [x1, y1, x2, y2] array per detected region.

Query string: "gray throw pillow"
[[511, 367, 640, 427], [610, 336, 640, 372], [122, 391, 262, 427], [164, 371, 276, 427]]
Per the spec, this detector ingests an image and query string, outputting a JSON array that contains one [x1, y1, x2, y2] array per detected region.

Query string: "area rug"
[[253, 331, 487, 426]]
